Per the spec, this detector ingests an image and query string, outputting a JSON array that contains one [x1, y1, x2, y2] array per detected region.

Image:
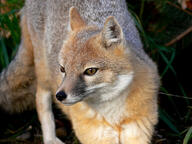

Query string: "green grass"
[[0, 0, 192, 143], [0, 0, 22, 70]]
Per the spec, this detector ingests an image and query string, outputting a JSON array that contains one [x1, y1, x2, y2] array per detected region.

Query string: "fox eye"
[[60, 66, 65, 73], [84, 68, 98, 76]]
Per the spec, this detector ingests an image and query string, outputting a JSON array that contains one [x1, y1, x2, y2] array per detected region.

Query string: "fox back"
[[23, 0, 153, 75], [0, 1, 159, 144]]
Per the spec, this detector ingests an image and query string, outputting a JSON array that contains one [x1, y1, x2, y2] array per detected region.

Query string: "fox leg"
[[33, 49, 63, 144], [121, 118, 155, 144], [28, 17, 64, 144], [36, 86, 64, 144]]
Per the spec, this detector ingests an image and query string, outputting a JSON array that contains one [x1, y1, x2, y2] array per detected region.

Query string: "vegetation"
[[0, 0, 192, 143]]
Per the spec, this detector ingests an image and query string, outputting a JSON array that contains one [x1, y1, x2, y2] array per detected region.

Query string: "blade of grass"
[[159, 50, 176, 77], [178, 83, 189, 105], [159, 108, 180, 134], [0, 38, 9, 67], [160, 47, 176, 78], [139, 0, 145, 19], [160, 87, 181, 118], [183, 127, 192, 144], [185, 109, 191, 124]]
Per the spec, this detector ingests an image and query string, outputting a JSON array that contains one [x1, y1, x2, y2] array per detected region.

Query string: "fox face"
[[56, 7, 134, 105]]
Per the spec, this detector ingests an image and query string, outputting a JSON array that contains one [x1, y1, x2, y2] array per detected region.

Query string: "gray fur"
[[24, 0, 154, 71], [0, 1, 158, 143], [0, 0, 154, 112]]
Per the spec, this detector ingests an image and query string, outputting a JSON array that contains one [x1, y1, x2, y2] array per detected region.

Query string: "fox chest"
[[72, 119, 119, 144], [72, 117, 141, 144], [70, 109, 139, 144], [69, 103, 145, 144]]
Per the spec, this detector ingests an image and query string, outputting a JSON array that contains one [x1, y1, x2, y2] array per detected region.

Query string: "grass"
[[0, 0, 192, 143], [0, 0, 22, 69]]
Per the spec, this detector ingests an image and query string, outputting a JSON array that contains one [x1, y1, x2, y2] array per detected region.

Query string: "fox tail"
[[0, 14, 36, 113]]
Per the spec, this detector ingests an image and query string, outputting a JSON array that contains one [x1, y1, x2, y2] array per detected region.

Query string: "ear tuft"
[[69, 7, 86, 31], [102, 16, 124, 47]]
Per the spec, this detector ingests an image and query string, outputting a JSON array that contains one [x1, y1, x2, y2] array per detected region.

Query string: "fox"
[[0, 0, 159, 144]]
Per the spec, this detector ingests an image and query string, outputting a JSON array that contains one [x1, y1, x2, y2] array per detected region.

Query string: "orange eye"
[[60, 66, 65, 73], [84, 68, 98, 76]]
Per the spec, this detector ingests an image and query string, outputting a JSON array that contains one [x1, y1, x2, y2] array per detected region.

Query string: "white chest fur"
[[87, 73, 133, 124]]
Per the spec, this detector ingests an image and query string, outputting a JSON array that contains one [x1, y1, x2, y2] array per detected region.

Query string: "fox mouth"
[[61, 98, 83, 106], [60, 93, 88, 106], [61, 101, 80, 106]]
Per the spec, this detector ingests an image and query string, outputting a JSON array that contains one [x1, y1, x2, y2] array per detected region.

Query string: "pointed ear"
[[69, 7, 86, 31], [102, 16, 124, 48]]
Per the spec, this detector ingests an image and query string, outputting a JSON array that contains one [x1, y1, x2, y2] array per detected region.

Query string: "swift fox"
[[0, 0, 159, 144]]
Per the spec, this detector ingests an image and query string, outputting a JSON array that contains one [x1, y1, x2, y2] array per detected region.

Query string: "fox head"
[[56, 7, 134, 105]]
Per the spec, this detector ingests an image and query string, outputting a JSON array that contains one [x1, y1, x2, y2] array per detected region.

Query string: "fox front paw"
[[45, 137, 65, 144]]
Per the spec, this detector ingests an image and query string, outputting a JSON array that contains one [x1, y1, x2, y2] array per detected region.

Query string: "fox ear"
[[102, 16, 124, 48], [69, 7, 86, 31]]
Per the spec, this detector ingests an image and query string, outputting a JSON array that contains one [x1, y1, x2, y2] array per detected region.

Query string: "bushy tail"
[[0, 14, 36, 113]]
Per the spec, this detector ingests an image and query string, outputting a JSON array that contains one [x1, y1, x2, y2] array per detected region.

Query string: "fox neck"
[[85, 74, 134, 125], [87, 90, 129, 125]]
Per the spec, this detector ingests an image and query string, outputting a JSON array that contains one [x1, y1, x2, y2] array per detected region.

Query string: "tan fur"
[[69, 7, 86, 31], [55, 8, 159, 144], [0, 2, 159, 144]]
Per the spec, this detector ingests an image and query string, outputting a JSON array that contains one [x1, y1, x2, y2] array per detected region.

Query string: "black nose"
[[56, 91, 67, 101]]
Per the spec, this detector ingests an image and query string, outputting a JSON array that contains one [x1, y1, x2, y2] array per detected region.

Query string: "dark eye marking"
[[60, 66, 65, 73]]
